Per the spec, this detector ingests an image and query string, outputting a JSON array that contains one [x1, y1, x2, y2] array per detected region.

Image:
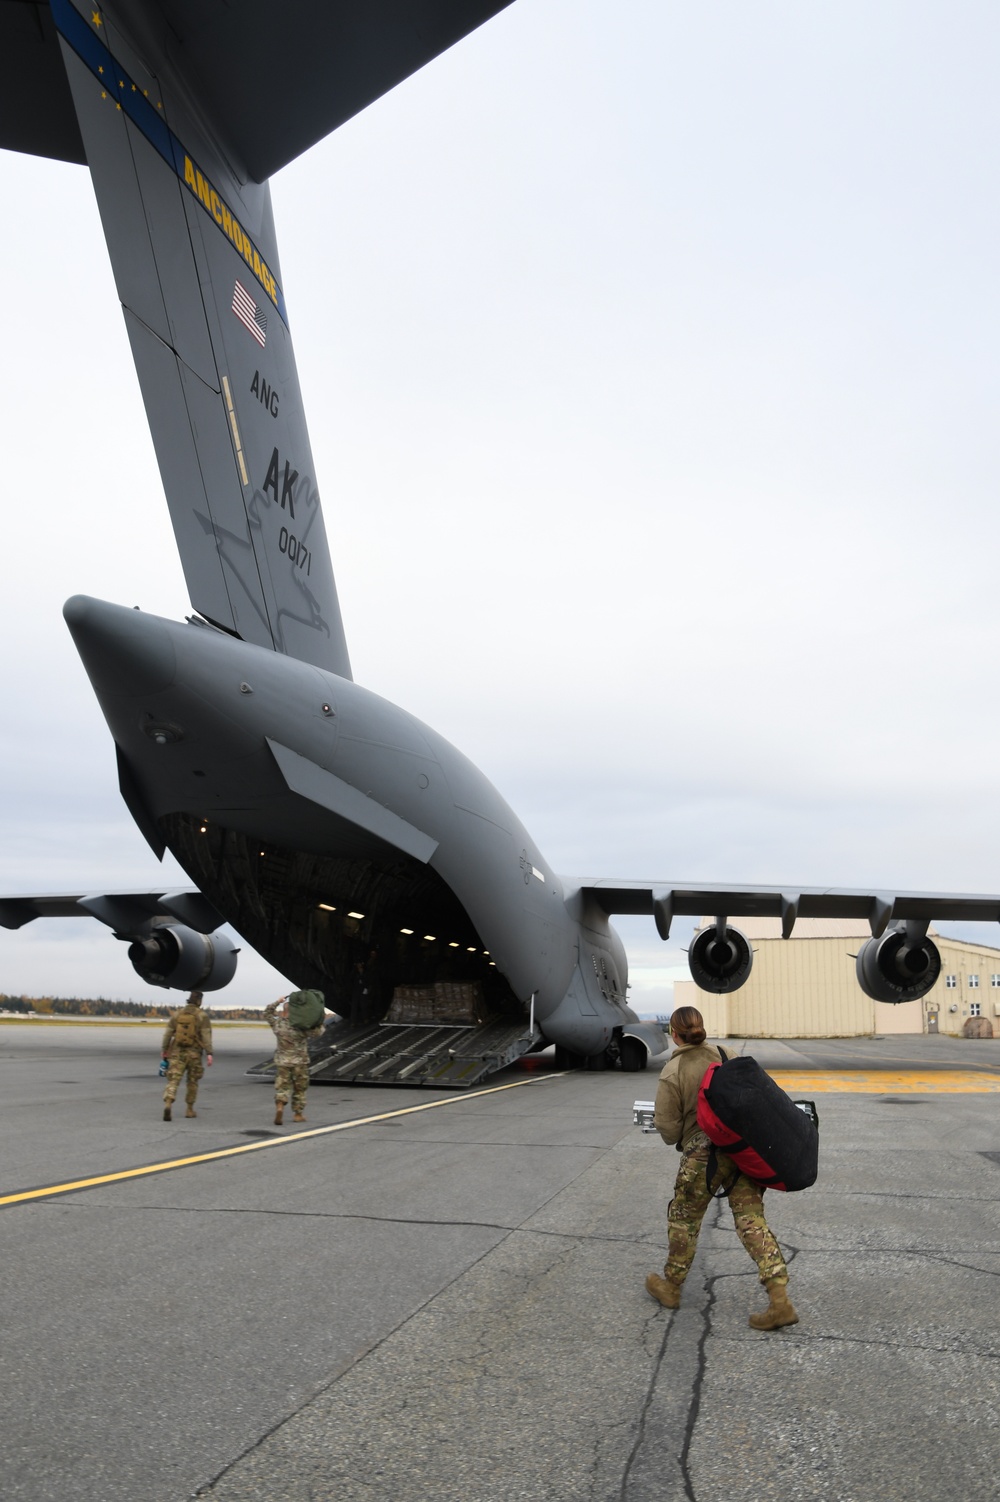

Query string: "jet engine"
[[688, 921, 753, 994], [127, 924, 239, 991], [855, 923, 941, 1003]]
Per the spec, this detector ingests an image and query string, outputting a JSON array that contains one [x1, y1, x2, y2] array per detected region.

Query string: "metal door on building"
[[926, 1009, 939, 1034]]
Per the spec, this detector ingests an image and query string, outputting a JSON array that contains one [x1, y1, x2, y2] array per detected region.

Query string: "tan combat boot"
[[186, 1106, 197, 1118], [749, 1280, 799, 1330], [274, 1104, 284, 1125], [293, 1111, 306, 1123], [645, 1272, 682, 1309]]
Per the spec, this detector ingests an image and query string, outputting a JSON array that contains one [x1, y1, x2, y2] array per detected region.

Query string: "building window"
[[969, 975, 980, 989], [971, 1001, 982, 1017], [945, 976, 957, 989], [992, 975, 1000, 989]]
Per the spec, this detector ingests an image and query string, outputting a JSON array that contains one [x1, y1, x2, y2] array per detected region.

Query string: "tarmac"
[[1, 1022, 999, 1501]]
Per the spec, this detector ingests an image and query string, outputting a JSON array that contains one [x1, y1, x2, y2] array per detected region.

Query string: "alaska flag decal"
[[50, 0, 288, 326]]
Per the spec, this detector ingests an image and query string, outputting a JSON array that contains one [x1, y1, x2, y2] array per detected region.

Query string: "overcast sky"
[[2, 0, 1000, 1012]]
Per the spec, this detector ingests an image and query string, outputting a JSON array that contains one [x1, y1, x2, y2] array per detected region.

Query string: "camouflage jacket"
[[653, 1042, 722, 1150], [265, 1000, 322, 1067], [162, 1005, 213, 1057]]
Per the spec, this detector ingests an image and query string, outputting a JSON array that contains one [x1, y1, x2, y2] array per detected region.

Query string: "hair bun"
[[670, 1005, 706, 1046]]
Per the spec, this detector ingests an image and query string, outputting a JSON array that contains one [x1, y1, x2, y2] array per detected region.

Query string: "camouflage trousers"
[[274, 1062, 309, 1112], [163, 1047, 204, 1107], [664, 1130, 788, 1288]]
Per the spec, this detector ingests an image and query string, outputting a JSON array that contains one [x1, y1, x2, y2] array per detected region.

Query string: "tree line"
[[0, 995, 266, 1020]]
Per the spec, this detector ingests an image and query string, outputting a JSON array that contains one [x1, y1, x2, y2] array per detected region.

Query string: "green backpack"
[[287, 989, 325, 1030], [173, 1009, 200, 1047]]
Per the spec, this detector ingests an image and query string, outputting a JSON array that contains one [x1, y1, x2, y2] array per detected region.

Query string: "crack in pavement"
[[38, 1199, 681, 1250], [618, 1196, 729, 1502], [709, 1326, 1000, 1363]]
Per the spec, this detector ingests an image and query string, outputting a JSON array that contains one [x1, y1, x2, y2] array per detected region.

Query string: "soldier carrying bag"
[[696, 1048, 819, 1193], [287, 989, 325, 1031]]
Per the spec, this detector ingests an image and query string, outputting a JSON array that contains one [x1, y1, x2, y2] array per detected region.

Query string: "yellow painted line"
[[769, 1070, 1000, 1094], [0, 1073, 563, 1210]]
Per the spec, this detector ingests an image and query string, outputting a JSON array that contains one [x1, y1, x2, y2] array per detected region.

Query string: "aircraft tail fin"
[[50, 0, 352, 676]]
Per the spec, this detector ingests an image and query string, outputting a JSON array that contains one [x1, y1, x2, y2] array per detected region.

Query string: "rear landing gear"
[[619, 1037, 648, 1073], [554, 1040, 648, 1072]]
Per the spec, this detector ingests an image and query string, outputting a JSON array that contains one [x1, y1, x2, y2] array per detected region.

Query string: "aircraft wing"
[[571, 880, 1000, 940], [0, 1, 516, 177], [0, 889, 223, 935]]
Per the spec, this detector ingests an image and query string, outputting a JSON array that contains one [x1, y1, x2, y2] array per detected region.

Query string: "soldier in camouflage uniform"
[[646, 1005, 798, 1331], [161, 990, 213, 1120], [265, 992, 325, 1125]]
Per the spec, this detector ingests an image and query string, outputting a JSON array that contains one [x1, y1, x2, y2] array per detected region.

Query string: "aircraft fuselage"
[[65, 595, 635, 1054]]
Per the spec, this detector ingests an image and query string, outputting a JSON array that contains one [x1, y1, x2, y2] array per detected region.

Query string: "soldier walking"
[[265, 990, 325, 1125], [161, 990, 213, 1120], [646, 1005, 798, 1330]]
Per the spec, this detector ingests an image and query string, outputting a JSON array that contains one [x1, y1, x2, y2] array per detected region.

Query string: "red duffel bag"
[[696, 1049, 819, 1192]]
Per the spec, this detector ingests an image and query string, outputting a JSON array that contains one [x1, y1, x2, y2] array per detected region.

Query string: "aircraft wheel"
[[619, 1037, 648, 1073]]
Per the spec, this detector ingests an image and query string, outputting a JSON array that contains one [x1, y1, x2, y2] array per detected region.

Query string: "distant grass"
[[0, 1015, 268, 1027]]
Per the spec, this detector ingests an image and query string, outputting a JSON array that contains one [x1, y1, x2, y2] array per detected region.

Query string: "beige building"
[[672, 917, 1000, 1038]]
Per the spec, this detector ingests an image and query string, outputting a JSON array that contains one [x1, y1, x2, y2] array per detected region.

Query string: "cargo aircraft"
[[2, 0, 999, 1087]]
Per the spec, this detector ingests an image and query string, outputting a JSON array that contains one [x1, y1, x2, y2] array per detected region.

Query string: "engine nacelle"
[[688, 923, 753, 994], [127, 924, 239, 991], [855, 925, 941, 1003]]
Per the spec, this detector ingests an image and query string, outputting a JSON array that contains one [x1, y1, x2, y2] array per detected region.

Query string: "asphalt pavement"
[[2, 1022, 999, 1501]]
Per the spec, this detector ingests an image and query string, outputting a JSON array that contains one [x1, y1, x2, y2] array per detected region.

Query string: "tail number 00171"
[[279, 527, 311, 575]]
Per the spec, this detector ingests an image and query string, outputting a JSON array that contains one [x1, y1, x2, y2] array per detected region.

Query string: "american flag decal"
[[232, 279, 267, 347]]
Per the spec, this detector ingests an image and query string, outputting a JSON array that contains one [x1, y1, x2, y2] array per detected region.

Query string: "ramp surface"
[[247, 1018, 540, 1088]]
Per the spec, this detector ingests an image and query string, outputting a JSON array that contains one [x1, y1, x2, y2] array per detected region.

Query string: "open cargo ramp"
[[246, 1018, 542, 1090]]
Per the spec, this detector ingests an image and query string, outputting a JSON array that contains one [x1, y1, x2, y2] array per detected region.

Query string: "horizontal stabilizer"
[[1, 1, 515, 176], [0, 1, 85, 163]]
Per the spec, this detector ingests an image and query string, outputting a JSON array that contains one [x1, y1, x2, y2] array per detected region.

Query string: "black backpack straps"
[[706, 1145, 718, 1195], [705, 1144, 740, 1198]]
